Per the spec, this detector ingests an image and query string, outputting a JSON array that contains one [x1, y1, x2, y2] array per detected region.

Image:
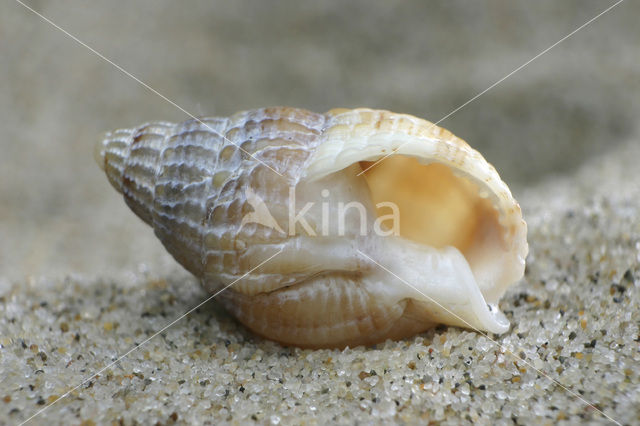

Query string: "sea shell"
[[96, 107, 528, 348]]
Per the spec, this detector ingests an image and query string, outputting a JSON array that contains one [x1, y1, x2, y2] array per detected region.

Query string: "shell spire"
[[98, 122, 171, 224], [98, 107, 528, 348]]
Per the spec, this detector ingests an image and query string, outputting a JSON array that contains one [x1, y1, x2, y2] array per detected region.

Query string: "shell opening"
[[359, 155, 508, 302]]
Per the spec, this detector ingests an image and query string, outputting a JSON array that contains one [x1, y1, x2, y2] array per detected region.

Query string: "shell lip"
[[301, 108, 528, 332]]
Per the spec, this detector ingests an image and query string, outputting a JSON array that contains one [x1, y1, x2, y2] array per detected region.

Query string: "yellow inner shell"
[[360, 155, 500, 256]]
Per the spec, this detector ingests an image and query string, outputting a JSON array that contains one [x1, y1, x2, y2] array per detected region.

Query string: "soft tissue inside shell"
[[360, 155, 505, 280]]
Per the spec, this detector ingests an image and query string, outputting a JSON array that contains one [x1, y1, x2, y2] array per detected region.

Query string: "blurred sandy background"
[[1, 0, 638, 282]]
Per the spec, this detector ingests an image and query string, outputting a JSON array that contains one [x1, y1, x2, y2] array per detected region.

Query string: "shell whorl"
[[98, 108, 327, 278], [98, 107, 528, 348]]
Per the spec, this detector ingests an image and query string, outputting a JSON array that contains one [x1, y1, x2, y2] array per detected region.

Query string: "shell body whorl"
[[97, 107, 528, 348]]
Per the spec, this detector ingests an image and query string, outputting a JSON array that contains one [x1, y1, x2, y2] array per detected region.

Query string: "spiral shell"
[[96, 107, 528, 348]]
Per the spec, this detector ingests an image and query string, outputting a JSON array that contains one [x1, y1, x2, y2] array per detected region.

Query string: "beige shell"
[[96, 107, 528, 348]]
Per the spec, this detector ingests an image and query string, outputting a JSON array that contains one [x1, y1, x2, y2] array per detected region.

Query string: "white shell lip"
[[488, 305, 511, 332], [365, 240, 513, 335], [304, 108, 528, 334]]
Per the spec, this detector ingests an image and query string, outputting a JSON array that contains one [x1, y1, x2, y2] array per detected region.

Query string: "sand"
[[2, 140, 639, 425]]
